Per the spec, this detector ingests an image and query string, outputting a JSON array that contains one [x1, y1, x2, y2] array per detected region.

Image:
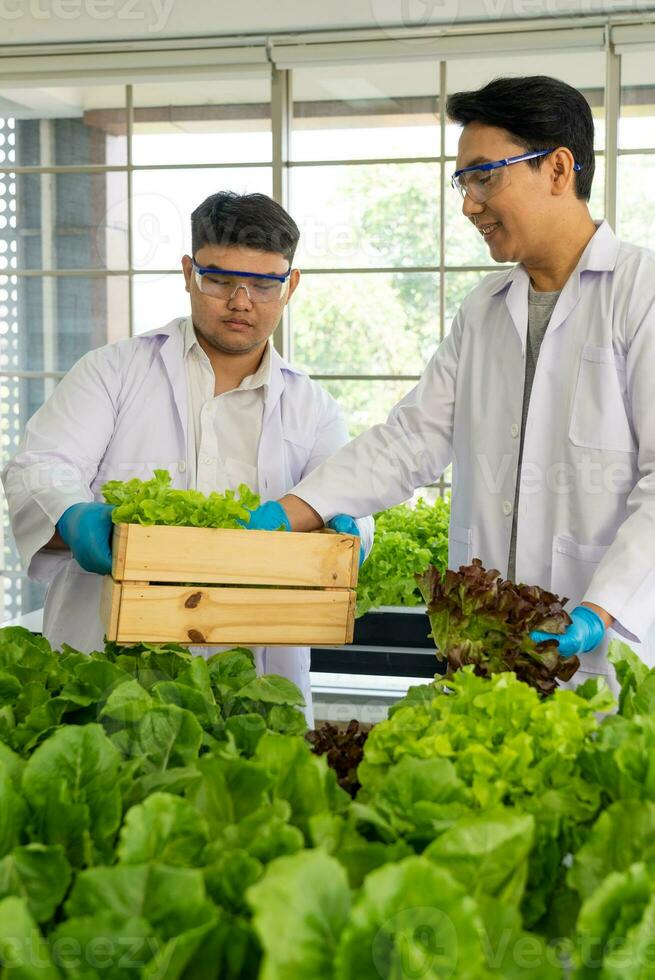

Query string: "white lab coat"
[[294, 221, 655, 685], [2, 318, 374, 724]]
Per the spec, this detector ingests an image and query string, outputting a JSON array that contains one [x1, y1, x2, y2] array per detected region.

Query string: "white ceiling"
[[3, 0, 655, 47]]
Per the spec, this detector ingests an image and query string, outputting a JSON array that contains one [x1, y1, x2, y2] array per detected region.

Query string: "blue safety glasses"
[[192, 259, 291, 304], [451, 148, 582, 204]]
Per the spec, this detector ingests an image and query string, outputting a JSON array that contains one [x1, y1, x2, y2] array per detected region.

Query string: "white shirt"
[[183, 317, 271, 494]]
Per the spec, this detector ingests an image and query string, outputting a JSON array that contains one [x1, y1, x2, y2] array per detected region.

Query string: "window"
[[618, 51, 655, 250], [130, 79, 272, 334], [289, 61, 441, 447], [1, 84, 130, 620], [0, 76, 272, 620]]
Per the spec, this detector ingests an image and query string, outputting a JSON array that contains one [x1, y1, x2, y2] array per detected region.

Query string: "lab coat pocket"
[[551, 534, 610, 606], [569, 346, 636, 453], [449, 525, 472, 571]]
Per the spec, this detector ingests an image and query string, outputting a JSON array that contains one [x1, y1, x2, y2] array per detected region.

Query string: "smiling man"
[[2, 191, 373, 723], [243, 76, 655, 688]]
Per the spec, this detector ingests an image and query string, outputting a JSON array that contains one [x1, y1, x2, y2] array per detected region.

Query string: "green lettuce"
[[353, 756, 470, 847], [335, 856, 489, 979], [248, 850, 351, 979], [359, 668, 610, 927], [575, 868, 655, 979], [568, 801, 655, 979], [52, 862, 219, 979], [116, 793, 209, 867], [102, 468, 260, 528], [0, 845, 71, 924], [567, 800, 655, 901], [0, 896, 60, 978], [356, 496, 450, 615], [2, 614, 655, 977], [425, 808, 535, 908], [608, 639, 655, 717], [22, 724, 122, 867]]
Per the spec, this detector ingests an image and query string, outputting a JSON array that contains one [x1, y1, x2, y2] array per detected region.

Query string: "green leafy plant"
[[0, 628, 328, 978], [102, 469, 262, 528], [417, 559, 580, 696], [2, 624, 655, 978], [357, 665, 613, 927], [356, 496, 450, 616]]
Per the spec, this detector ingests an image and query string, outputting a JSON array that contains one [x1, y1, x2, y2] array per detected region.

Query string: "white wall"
[[2, 0, 655, 47]]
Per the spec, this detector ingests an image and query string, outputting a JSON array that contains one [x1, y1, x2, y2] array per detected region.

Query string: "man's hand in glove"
[[530, 604, 608, 656], [56, 502, 115, 575]]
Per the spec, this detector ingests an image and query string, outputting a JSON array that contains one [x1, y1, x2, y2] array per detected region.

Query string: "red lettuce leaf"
[[416, 559, 579, 696], [305, 720, 369, 798]]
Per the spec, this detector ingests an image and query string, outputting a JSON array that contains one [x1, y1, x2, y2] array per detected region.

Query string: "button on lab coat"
[[294, 222, 655, 682], [2, 318, 374, 724]]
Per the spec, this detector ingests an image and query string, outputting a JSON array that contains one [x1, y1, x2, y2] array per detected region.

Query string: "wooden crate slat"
[[104, 582, 355, 646], [113, 523, 358, 588], [112, 522, 129, 581], [345, 588, 356, 641], [99, 576, 122, 641]]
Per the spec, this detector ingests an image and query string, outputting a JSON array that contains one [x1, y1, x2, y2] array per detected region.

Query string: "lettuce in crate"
[[356, 496, 450, 616], [102, 468, 261, 528]]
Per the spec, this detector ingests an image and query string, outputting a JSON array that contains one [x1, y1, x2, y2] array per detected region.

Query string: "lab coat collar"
[[181, 317, 273, 391], [145, 317, 305, 427], [489, 220, 619, 298], [149, 317, 304, 376], [490, 220, 619, 349], [264, 346, 304, 423], [580, 219, 621, 272], [258, 348, 307, 500], [181, 316, 199, 358], [242, 342, 272, 390], [152, 319, 188, 450], [269, 344, 305, 379]]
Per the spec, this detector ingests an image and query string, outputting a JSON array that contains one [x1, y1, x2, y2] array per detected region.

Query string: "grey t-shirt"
[[506, 284, 562, 582]]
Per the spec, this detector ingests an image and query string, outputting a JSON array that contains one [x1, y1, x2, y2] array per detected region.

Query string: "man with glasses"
[[245, 75, 655, 688], [2, 191, 373, 723]]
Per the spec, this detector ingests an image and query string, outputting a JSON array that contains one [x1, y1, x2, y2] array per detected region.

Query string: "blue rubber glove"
[[530, 605, 606, 657], [56, 502, 115, 575], [240, 501, 291, 532], [326, 514, 365, 567]]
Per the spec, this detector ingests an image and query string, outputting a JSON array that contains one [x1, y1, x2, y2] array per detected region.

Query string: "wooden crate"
[[100, 523, 359, 646]]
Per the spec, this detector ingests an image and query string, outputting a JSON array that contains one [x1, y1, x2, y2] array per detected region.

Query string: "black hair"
[[447, 75, 595, 201], [191, 191, 300, 263]]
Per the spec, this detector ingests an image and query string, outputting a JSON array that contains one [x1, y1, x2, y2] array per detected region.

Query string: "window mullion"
[[126, 83, 134, 338], [272, 66, 292, 360], [605, 27, 620, 230]]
